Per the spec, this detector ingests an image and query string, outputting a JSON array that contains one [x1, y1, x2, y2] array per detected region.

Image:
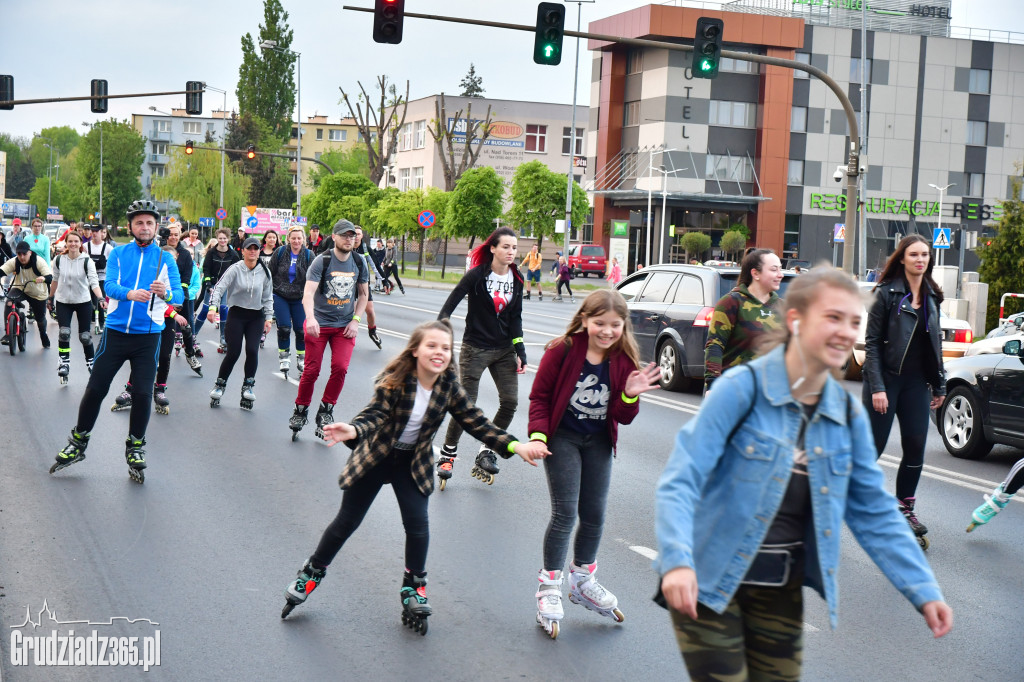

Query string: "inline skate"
[[174, 331, 183, 357], [153, 383, 169, 415], [259, 331, 266, 349], [899, 497, 930, 550], [289, 404, 309, 441], [193, 340, 204, 358], [368, 327, 382, 350], [57, 359, 70, 385], [314, 401, 334, 440], [296, 350, 305, 374], [279, 350, 290, 378], [210, 378, 226, 407], [400, 572, 431, 636], [436, 446, 457, 491], [185, 353, 203, 377], [568, 563, 624, 623], [471, 448, 500, 485], [967, 484, 1014, 532], [124, 435, 147, 484], [282, 558, 326, 619], [50, 429, 90, 474], [240, 377, 255, 410], [111, 384, 132, 412], [536, 569, 563, 640]]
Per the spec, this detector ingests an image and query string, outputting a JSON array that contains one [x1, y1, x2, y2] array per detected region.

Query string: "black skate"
[[154, 383, 169, 415], [289, 404, 309, 441], [111, 386, 132, 412], [400, 573, 431, 636], [174, 331, 183, 357], [899, 497, 929, 550], [314, 402, 334, 440], [471, 449, 500, 485], [57, 360, 69, 386], [210, 378, 226, 408], [436, 444, 457, 491], [186, 353, 203, 377], [282, 559, 326, 619], [368, 328, 383, 350], [125, 435, 147, 484], [50, 429, 90, 474], [260, 332, 266, 349], [240, 377, 255, 411], [217, 343, 226, 354]]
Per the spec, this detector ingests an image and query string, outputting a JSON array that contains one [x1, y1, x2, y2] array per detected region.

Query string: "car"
[[567, 244, 606, 278], [933, 338, 1024, 459], [985, 312, 1024, 339], [615, 263, 797, 392], [844, 281, 974, 380], [782, 258, 812, 271], [964, 330, 1024, 357], [702, 259, 737, 268]]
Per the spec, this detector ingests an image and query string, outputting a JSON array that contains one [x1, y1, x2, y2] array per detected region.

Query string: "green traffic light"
[[544, 44, 556, 59], [699, 59, 714, 71]]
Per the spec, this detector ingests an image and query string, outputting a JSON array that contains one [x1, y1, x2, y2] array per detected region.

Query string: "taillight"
[[952, 329, 973, 343], [693, 306, 715, 327]]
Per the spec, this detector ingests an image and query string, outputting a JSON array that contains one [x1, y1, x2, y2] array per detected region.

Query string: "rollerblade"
[[185, 353, 203, 377], [210, 378, 226, 407], [154, 383, 169, 415], [124, 435, 147, 484], [57, 359, 70, 385], [898, 497, 930, 550], [314, 401, 334, 440], [967, 484, 1014, 532], [174, 331, 183, 357], [536, 570, 564, 639], [50, 429, 90, 474], [289, 404, 309, 441], [296, 350, 305, 374], [524, 292, 531, 300], [281, 558, 326, 619], [86, 357, 94, 375], [217, 342, 226, 354], [193, 340, 204, 358], [436, 445, 457, 491], [240, 377, 256, 411], [111, 385, 132, 412], [260, 331, 266, 349], [471, 448, 500, 485], [279, 350, 290, 378], [568, 563, 624, 623], [368, 327, 382, 350], [400, 572, 431, 636]]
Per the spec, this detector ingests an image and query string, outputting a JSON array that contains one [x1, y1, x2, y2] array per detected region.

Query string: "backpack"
[[272, 245, 313, 278], [317, 250, 366, 296]]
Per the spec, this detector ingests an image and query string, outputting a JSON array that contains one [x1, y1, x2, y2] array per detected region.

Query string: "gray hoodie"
[[53, 252, 99, 305], [210, 260, 273, 319]]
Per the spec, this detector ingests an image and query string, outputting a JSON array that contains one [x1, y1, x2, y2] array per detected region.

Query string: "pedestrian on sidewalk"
[[383, 238, 404, 294], [521, 243, 543, 300], [606, 257, 621, 287], [555, 255, 574, 303]]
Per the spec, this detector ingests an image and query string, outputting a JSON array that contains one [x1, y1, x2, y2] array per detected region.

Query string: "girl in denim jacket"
[[655, 267, 952, 681]]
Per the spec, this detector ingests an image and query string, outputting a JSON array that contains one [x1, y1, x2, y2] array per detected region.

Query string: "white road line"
[[629, 545, 658, 560], [880, 453, 1016, 489]]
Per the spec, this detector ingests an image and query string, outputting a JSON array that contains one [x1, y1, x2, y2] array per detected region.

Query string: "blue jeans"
[[273, 294, 306, 352], [542, 426, 614, 570], [194, 288, 227, 342]]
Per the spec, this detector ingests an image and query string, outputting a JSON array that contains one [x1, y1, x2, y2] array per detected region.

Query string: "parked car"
[[782, 258, 812, 271], [933, 338, 1024, 459], [567, 244, 607, 278], [964, 329, 1024, 357], [985, 312, 1024, 339], [844, 281, 974, 380], [615, 264, 797, 392]]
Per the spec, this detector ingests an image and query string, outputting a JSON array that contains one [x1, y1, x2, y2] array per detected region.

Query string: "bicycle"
[[3, 286, 30, 356]]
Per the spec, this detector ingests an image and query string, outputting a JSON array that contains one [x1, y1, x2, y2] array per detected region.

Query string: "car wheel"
[[843, 352, 863, 380], [657, 339, 687, 392], [939, 386, 993, 460]]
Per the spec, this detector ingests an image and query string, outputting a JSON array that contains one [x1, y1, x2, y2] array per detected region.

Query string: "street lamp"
[[81, 122, 103, 223], [561, 0, 595, 259], [928, 182, 954, 266], [657, 164, 686, 265], [201, 83, 229, 230], [646, 147, 675, 268], [34, 133, 54, 212], [258, 39, 302, 219], [148, 106, 172, 116]]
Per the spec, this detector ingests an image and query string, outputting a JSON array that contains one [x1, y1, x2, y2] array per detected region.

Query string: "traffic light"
[[90, 79, 108, 113], [185, 80, 203, 115], [533, 2, 565, 66], [185, 140, 195, 155], [373, 0, 405, 45], [0, 75, 13, 110], [246, 144, 256, 160], [693, 17, 724, 79]]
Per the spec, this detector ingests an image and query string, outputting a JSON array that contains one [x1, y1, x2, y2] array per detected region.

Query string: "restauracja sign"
[[810, 193, 1003, 220]]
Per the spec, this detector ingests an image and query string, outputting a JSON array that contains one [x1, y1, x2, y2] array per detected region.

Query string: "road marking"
[[629, 545, 658, 560], [878, 454, 1022, 502]]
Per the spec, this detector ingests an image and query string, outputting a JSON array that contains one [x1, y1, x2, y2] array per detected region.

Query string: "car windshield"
[[581, 246, 603, 257]]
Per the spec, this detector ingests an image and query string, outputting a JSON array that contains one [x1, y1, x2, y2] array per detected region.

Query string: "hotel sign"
[[792, 0, 951, 19]]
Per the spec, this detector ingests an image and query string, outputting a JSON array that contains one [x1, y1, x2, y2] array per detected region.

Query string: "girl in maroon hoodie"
[[528, 289, 661, 639]]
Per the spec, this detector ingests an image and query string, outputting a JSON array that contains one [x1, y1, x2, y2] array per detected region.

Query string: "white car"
[[984, 312, 1024, 339], [964, 329, 1024, 356], [845, 281, 974, 380]]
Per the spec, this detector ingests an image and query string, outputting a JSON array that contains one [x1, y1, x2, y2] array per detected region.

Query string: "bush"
[[680, 231, 712, 261]]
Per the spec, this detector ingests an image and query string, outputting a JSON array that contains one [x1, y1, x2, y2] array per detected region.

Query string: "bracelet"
[[352, 315, 361, 323]]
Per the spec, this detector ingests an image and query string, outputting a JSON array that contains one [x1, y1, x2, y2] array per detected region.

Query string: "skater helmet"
[[126, 199, 161, 222]]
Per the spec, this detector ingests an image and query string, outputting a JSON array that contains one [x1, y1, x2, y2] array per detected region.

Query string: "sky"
[[1, 0, 1021, 142]]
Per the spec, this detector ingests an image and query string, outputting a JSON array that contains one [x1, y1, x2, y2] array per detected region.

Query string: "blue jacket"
[[654, 345, 943, 628], [103, 241, 183, 334]]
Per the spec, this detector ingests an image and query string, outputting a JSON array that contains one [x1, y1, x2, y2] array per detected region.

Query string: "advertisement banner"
[[239, 207, 293, 234]]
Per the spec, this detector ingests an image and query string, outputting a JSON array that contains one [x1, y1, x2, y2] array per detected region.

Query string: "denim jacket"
[[654, 345, 944, 628]]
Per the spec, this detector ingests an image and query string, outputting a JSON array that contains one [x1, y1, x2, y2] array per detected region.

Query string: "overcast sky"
[[1, 0, 1020, 141]]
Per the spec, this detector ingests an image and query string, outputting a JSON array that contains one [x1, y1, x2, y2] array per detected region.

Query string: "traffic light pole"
[[169, 143, 336, 175], [0, 88, 202, 108], [342, 5, 861, 274]]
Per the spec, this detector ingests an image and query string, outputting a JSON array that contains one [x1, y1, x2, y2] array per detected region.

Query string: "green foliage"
[[445, 166, 504, 241], [0, 133, 35, 199], [224, 112, 294, 207], [151, 142, 250, 226], [503, 160, 589, 243], [459, 64, 485, 98], [720, 230, 748, 260], [27, 126, 80, 177], [371, 188, 427, 238], [978, 180, 1024, 331], [80, 120, 145, 226], [423, 187, 450, 233], [680, 231, 712, 261], [303, 172, 377, 230], [236, 0, 295, 141], [728, 222, 750, 239], [308, 145, 371, 189]]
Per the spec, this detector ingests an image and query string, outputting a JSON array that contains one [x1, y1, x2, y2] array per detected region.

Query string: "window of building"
[[183, 121, 201, 135], [291, 127, 298, 140], [968, 69, 991, 94], [207, 122, 216, 133], [292, 174, 297, 186], [794, 52, 811, 79], [709, 100, 755, 127], [414, 120, 426, 148], [412, 166, 424, 189], [314, 151, 322, 161], [791, 106, 807, 132], [155, 120, 171, 133], [788, 159, 804, 185], [525, 124, 547, 152], [399, 167, 411, 191], [850, 57, 873, 83], [966, 172, 984, 196], [152, 166, 166, 178], [967, 120, 987, 146], [328, 129, 346, 142], [398, 123, 413, 151], [705, 155, 753, 183], [316, 128, 324, 141], [562, 127, 584, 155], [623, 101, 641, 127], [783, 215, 800, 259], [358, 131, 378, 144], [152, 142, 167, 155], [626, 49, 643, 74], [719, 55, 759, 74]]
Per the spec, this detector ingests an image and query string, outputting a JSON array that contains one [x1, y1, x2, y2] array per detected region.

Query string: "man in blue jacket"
[[50, 200, 184, 483]]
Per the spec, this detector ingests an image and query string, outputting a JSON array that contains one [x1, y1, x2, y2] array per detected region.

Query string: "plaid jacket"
[[338, 367, 518, 496]]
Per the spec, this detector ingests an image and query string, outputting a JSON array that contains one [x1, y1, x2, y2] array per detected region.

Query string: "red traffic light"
[[246, 144, 256, 160], [184, 140, 195, 155]]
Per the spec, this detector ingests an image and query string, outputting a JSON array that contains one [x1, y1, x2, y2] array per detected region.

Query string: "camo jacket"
[[703, 283, 782, 383]]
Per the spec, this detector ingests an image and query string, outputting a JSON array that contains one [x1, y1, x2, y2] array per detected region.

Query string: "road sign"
[[1, 202, 11, 213], [295, 216, 307, 226], [417, 210, 435, 229], [199, 217, 215, 227], [933, 227, 951, 249], [246, 216, 258, 229], [47, 207, 59, 216], [215, 207, 227, 221], [833, 223, 845, 243], [240, 206, 291, 233]]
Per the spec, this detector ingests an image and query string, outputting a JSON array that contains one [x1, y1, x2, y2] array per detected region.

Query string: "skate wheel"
[[486, 474, 494, 485], [611, 608, 625, 623], [291, 431, 300, 442], [439, 478, 446, 491], [401, 613, 408, 626], [281, 603, 295, 619], [129, 468, 145, 484], [918, 535, 930, 550], [49, 462, 61, 474], [418, 618, 428, 636], [549, 621, 558, 639], [966, 522, 979, 533]]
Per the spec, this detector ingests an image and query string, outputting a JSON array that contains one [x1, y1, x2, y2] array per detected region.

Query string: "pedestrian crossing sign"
[[933, 227, 951, 249], [833, 223, 845, 243]]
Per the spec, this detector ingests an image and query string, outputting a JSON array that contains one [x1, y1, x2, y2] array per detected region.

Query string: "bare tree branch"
[[338, 75, 410, 186], [426, 93, 495, 191]]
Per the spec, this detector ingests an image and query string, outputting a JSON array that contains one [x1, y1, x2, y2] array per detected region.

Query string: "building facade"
[[284, 115, 361, 191], [587, 0, 1024, 273]]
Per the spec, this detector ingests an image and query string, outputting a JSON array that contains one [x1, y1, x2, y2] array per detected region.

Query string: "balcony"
[[150, 154, 169, 165], [149, 129, 171, 141]]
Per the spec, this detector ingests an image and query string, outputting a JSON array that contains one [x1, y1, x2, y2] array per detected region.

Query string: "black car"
[[934, 338, 1024, 459], [616, 264, 795, 392]]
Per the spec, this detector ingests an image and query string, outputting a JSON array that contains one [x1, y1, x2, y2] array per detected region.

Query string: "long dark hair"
[[469, 227, 517, 270], [376, 319, 455, 391], [875, 234, 943, 303], [739, 248, 774, 287]]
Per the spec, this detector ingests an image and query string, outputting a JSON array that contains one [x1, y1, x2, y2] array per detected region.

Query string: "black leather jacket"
[[864, 278, 946, 396]]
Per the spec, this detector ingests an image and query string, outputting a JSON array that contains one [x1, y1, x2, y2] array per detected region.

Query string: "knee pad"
[[79, 331, 92, 346], [59, 327, 72, 344], [277, 325, 291, 340]]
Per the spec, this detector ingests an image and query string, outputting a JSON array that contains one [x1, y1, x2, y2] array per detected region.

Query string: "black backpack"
[[317, 251, 366, 296]]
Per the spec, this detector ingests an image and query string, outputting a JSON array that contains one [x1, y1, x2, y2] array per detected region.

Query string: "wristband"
[[352, 315, 361, 323], [506, 440, 519, 454], [621, 392, 639, 404], [529, 432, 548, 443], [169, 310, 176, 319]]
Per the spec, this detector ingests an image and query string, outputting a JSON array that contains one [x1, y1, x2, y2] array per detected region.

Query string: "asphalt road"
[[0, 283, 1021, 681]]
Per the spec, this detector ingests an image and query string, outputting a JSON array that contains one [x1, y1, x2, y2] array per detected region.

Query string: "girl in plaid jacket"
[[280, 319, 549, 633]]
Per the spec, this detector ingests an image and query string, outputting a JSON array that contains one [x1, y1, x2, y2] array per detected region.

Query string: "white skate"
[[568, 563, 624, 623], [536, 569, 564, 639]]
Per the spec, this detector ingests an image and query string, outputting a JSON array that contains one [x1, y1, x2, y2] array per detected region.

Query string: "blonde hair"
[[548, 289, 641, 368], [376, 320, 455, 391]]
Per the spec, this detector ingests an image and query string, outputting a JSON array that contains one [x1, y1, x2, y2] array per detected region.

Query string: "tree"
[[459, 64, 485, 98], [224, 111, 294, 207], [308, 145, 371, 189], [504, 160, 589, 248], [426, 93, 494, 191], [445, 166, 504, 250], [680, 231, 712, 262], [339, 75, 409, 186], [236, 0, 295, 142], [302, 172, 376, 231], [0, 134, 35, 199], [83, 120, 144, 226], [27, 126, 80, 177], [422, 187, 451, 272], [151, 143, 250, 227], [978, 176, 1024, 331], [720, 230, 748, 261]]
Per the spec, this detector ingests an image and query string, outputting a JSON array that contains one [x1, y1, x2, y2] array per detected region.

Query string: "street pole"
[[858, 0, 868, 278], [658, 166, 684, 265], [99, 126, 103, 224], [46, 143, 53, 209], [646, 148, 654, 270], [203, 84, 229, 230], [258, 41, 302, 219], [929, 182, 953, 267], [956, 224, 966, 299], [562, 0, 592, 260]]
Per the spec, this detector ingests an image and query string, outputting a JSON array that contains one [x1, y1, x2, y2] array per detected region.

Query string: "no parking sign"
[[417, 210, 435, 229]]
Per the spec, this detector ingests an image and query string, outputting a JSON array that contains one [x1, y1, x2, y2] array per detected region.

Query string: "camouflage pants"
[[670, 572, 804, 682]]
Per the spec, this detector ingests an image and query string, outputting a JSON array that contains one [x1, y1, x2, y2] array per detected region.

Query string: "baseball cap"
[[242, 237, 261, 249], [332, 219, 357, 236], [12, 218, 21, 226], [16, 241, 31, 254], [309, 224, 320, 231], [88, 223, 103, 230]]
